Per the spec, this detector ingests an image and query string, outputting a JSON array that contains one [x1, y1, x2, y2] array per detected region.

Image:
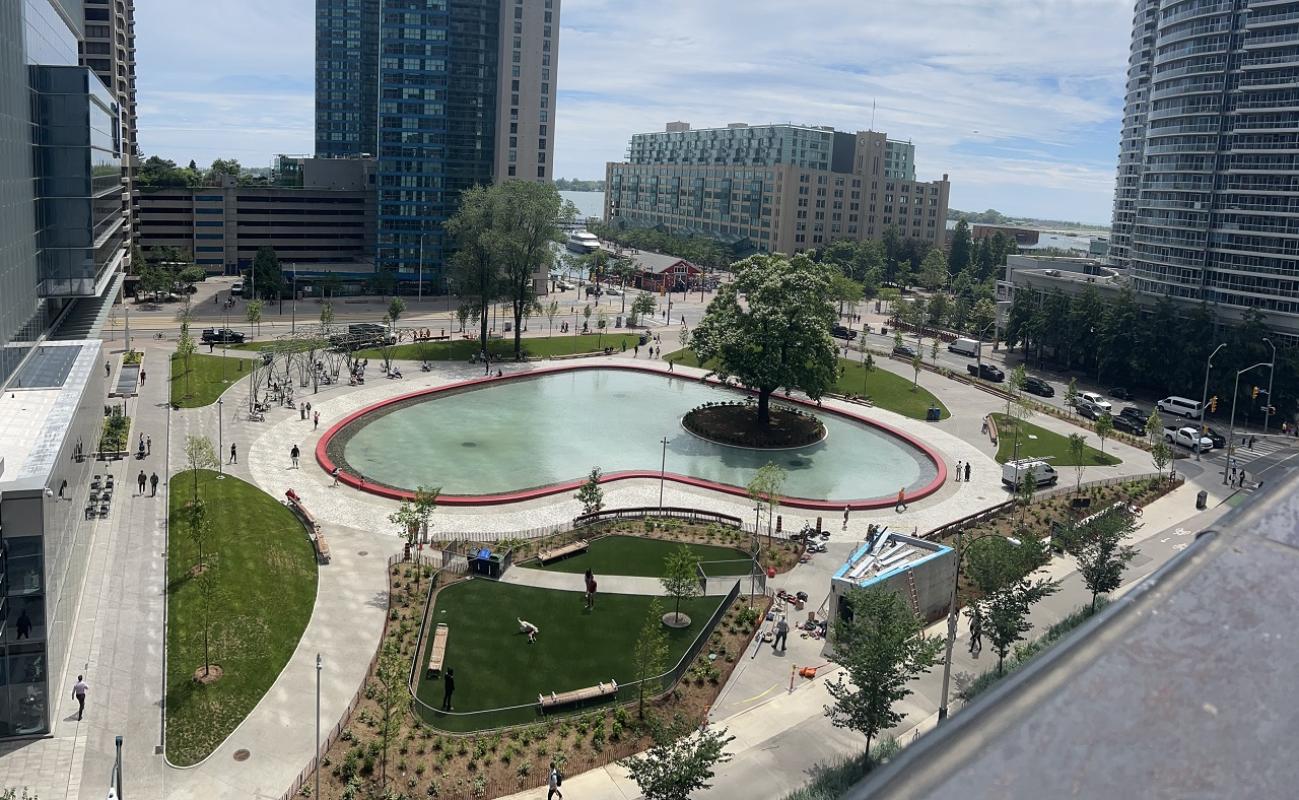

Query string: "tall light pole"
[[1197, 343, 1226, 462], [1263, 337, 1276, 435], [1225, 362, 1270, 484], [290, 267, 298, 334], [417, 232, 425, 304], [937, 533, 1020, 723], [658, 436, 669, 510], [315, 654, 322, 800]]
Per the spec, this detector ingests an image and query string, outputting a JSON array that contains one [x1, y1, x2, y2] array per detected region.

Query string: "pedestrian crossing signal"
[[1209, 396, 1218, 413], [1252, 386, 1260, 399]]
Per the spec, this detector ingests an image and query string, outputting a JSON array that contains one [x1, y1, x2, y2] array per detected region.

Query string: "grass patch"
[[415, 580, 723, 731], [535, 535, 751, 577], [354, 332, 641, 362], [991, 413, 1121, 466], [169, 353, 248, 408], [670, 350, 949, 421], [165, 470, 317, 765]]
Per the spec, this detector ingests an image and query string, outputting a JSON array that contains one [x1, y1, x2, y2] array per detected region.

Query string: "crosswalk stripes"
[[1203, 435, 1293, 469]]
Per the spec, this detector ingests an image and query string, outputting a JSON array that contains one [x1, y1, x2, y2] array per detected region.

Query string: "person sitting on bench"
[[518, 618, 539, 643]]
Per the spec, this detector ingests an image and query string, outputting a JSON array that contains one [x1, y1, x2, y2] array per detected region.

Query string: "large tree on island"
[[690, 253, 839, 426], [495, 181, 571, 360], [446, 184, 503, 361]]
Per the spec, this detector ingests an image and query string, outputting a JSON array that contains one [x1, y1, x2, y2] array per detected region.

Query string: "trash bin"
[[1196, 490, 1208, 510]]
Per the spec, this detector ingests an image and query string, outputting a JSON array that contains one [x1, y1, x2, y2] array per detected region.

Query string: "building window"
[[509, 165, 516, 176]]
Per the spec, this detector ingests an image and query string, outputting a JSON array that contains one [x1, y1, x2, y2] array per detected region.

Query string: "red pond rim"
[[315, 363, 948, 510]]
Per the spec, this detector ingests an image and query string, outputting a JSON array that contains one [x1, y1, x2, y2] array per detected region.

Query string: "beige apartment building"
[[605, 123, 950, 255]]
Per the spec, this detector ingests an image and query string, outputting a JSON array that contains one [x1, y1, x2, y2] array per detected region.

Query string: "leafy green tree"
[[622, 718, 734, 800], [1151, 438, 1172, 479], [319, 301, 335, 331], [1145, 409, 1163, 447], [251, 247, 283, 300], [184, 435, 218, 502], [1095, 412, 1114, 454], [660, 545, 701, 626], [1068, 433, 1087, 492], [245, 299, 263, 337], [926, 292, 950, 327], [949, 218, 973, 275], [387, 297, 406, 329], [206, 157, 242, 182], [824, 586, 943, 754], [689, 253, 837, 426], [746, 461, 786, 542], [576, 467, 604, 515], [911, 352, 923, 390], [630, 292, 656, 327], [176, 319, 196, 399], [860, 352, 875, 396], [545, 299, 560, 336], [184, 497, 213, 574], [964, 534, 1049, 598], [446, 185, 503, 352], [374, 641, 407, 787], [493, 180, 564, 360], [631, 598, 669, 717], [917, 248, 949, 291], [978, 575, 1059, 675], [930, 337, 939, 364], [1059, 510, 1140, 611], [827, 272, 863, 317], [1064, 378, 1079, 415]]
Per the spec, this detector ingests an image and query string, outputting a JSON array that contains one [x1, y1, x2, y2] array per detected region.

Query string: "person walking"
[[72, 675, 89, 721], [140, 369, 146, 385], [313, 411, 319, 431], [137, 470, 147, 495], [584, 569, 597, 609], [331, 466, 340, 486], [547, 762, 563, 800], [964, 462, 971, 482], [229, 443, 237, 464], [149, 472, 159, 497], [842, 504, 850, 530], [772, 615, 789, 652], [146, 435, 152, 456], [105, 361, 110, 378], [290, 445, 300, 468], [441, 668, 455, 711], [895, 487, 907, 512], [300, 405, 307, 421], [955, 460, 963, 482]]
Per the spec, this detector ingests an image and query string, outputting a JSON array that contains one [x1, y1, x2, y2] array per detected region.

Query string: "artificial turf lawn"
[[169, 352, 248, 408], [353, 332, 641, 362], [535, 535, 751, 577], [670, 350, 950, 421], [165, 470, 318, 765], [991, 413, 1122, 466], [415, 579, 723, 731]]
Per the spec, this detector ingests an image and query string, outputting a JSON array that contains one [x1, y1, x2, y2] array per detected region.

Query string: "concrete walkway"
[[501, 564, 739, 597]]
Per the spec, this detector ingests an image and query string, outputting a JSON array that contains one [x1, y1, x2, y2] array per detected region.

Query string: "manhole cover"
[[233, 749, 250, 762], [461, 441, 478, 448], [357, 550, 368, 557]]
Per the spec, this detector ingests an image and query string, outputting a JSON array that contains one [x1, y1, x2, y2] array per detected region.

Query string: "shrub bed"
[[682, 401, 825, 448]]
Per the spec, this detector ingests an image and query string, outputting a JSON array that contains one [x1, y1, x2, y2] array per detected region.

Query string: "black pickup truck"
[[967, 363, 1005, 382]]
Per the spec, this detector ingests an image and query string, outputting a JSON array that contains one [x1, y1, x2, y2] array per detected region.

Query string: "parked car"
[[947, 337, 980, 357], [1119, 405, 1147, 424], [604, 286, 622, 296], [1113, 414, 1145, 435], [967, 363, 1005, 382], [1109, 387, 1134, 401], [1002, 459, 1059, 489], [585, 285, 603, 297], [1202, 425, 1227, 449], [1077, 399, 1108, 420], [1080, 391, 1112, 412], [555, 281, 571, 291], [1157, 395, 1203, 419], [1164, 425, 1214, 451], [892, 343, 917, 359], [230, 281, 243, 296], [1023, 375, 1055, 397], [831, 324, 858, 340], [201, 328, 245, 344]]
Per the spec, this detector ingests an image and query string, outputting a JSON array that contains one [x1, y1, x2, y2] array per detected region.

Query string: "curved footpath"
[[501, 564, 740, 597]]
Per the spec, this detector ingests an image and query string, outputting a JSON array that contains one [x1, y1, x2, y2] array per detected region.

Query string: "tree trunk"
[[757, 388, 772, 427], [513, 302, 524, 360], [479, 299, 490, 367]]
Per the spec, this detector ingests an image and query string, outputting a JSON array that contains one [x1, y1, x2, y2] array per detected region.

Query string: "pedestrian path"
[[500, 564, 738, 596]]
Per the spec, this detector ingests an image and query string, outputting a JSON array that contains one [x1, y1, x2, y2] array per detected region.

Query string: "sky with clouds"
[[135, 0, 1134, 225]]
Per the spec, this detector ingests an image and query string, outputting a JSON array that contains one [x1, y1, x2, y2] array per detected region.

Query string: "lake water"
[[561, 190, 605, 222], [945, 219, 1104, 253]]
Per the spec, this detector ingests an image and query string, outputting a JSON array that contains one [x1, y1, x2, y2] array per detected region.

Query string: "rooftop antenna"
[[871, 99, 876, 130]]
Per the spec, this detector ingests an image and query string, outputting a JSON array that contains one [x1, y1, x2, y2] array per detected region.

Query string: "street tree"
[[824, 586, 943, 754], [949, 219, 973, 275], [1151, 438, 1172, 479], [576, 467, 604, 515], [926, 292, 951, 328], [176, 319, 197, 400], [911, 352, 923, 390], [860, 352, 875, 396], [194, 567, 223, 679], [1064, 378, 1079, 416], [963, 533, 1049, 598], [596, 308, 609, 348], [689, 253, 837, 426], [969, 298, 997, 340], [245, 299, 263, 338], [1095, 412, 1114, 454], [917, 248, 949, 291], [1060, 509, 1140, 611], [827, 272, 863, 317], [251, 246, 283, 300], [545, 299, 560, 336], [184, 498, 213, 575], [494, 180, 564, 360], [631, 598, 669, 717], [660, 545, 701, 626], [1145, 409, 1163, 447], [746, 461, 786, 543], [929, 337, 940, 365], [1067, 433, 1087, 492], [319, 301, 335, 332], [630, 292, 656, 327], [184, 435, 218, 502], [374, 641, 407, 787], [446, 184, 503, 355], [387, 297, 406, 329], [977, 575, 1061, 675], [621, 718, 734, 800]]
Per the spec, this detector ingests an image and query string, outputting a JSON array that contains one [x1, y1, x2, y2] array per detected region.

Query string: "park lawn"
[[165, 470, 318, 765], [991, 413, 1121, 466], [670, 350, 949, 421], [415, 580, 723, 731], [354, 332, 640, 362], [535, 535, 751, 577], [170, 353, 247, 408]]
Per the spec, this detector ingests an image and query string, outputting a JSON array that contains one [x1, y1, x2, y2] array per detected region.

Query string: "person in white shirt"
[[547, 761, 563, 799], [72, 675, 89, 720], [518, 618, 539, 643]]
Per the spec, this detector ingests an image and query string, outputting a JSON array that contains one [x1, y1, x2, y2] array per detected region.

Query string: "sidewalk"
[[502, 565, 738, 596]]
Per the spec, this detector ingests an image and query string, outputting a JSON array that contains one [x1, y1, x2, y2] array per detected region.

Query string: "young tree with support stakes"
[[631, 598, 669, 718], [660, 545, 701, 627], [1068, 433, 1087, 492], [630, 292, 655, 327], [1145, 409, 1163, 447], [911, 352, 923, 389], [194, 568, 223, 680], [861, 352, 875, 397], [1151, 438, 1172, 480], [176, 319, 196, 400], [545, 299, 560, 337], [621, 717, 734, 800], [245, 299, 263, 338], [576, 467, 604, 515], [824, 586, 943, 756], [319, 301, 335, 332], [184, 435, 218, 502], [387, 297, 406, 329], [184, 498, 213, 575], [374, 641, 407, 788], [746, 462, 786, 545], [689, 253, 837, 427], [1064, 378, 1079, 416], [1095, 412, 1114, 455]]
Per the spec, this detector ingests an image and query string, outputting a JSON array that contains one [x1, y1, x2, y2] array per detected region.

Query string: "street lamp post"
[[1224, 362, 1271, 484], [658, 436, 669, 509], [315, 654, 323, 800], [1197, 343, 1227, 462], [417, 233, 425, 304], [290, 268, 298, 335], [216, 398, 224, 479], [1263, 337, 1276, 435], [937, 532, 1020, 723]]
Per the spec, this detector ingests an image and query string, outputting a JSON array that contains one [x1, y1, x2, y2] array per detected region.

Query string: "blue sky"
[[135, 0, 1134, 225]]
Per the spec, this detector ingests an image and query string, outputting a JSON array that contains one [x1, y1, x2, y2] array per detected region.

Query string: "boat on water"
[[566, 231, 600, 253]]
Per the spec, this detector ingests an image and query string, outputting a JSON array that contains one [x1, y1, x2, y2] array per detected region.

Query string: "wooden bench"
[[538, 679, 618, 711], [313, 532, 331, 564], [537, 539, 589, 564], [426, 623, 449, 678], [285, 491, 329, 564]]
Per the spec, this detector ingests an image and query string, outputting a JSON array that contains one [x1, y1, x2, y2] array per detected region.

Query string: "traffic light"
[[1209, 395, 1218, 413], [1252, 385, 1260, 400]]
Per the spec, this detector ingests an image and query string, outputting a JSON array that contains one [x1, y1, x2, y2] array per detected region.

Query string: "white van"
[[1002, 459, 1059, 489], [947, 337, 980, 357], [1157, 396, 1203, 419]]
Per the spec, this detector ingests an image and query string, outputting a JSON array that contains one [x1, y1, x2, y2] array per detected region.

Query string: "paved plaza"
[[0, 326, 1256, 800]]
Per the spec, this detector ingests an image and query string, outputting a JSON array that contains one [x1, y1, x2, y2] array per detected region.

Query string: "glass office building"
[[316, 0, 379, 158]]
